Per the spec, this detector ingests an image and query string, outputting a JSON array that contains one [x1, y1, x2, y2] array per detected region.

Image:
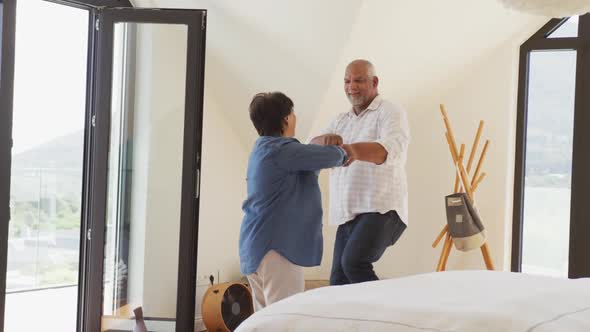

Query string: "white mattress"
[[236, 270, 590, 331]]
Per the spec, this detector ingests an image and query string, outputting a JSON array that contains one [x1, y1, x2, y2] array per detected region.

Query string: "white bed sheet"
[[236, 270, 590, 332]]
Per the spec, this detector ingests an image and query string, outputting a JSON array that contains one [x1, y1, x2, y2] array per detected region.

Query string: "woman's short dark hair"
[[249, 92, 293, 137]]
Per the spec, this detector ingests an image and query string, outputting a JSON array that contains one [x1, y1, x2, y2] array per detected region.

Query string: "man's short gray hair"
[[347, 59, 377, 78]]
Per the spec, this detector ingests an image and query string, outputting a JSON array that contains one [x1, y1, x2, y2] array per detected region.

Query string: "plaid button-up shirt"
[[318, 95, 410, 226]]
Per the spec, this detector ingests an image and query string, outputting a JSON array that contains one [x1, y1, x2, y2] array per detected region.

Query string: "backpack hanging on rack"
[[445, 193, 486, 252]]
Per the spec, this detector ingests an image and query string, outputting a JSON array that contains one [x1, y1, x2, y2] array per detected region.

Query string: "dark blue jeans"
[[330, 210, 406, 285]]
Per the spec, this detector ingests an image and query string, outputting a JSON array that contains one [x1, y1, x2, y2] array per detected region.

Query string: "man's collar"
[[366, 95, 382, 111], [349, 95, 382, 117]]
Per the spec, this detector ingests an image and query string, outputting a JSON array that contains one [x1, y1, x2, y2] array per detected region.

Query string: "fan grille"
[[221, 284, 253, 331]]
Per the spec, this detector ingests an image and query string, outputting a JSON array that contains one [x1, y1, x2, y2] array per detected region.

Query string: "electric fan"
[[202, 279, 254, 332]]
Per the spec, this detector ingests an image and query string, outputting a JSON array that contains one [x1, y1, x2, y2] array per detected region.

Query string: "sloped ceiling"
[[131, 0, 546, 146]]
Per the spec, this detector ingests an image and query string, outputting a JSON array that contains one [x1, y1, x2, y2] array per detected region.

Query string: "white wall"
[[402, 41, 521, 276], [132, 0, 551, 304], [196, 94, 249, 284], [428, 42, 522, 272], [433, 24, 546, 270], [305, 5, 546, 279]]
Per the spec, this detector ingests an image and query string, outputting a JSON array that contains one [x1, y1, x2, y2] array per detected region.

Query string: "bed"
[[236, 270, 590, 331]]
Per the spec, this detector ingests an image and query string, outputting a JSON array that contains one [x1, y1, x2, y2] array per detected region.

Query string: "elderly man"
[[310, 59, 410, 285]]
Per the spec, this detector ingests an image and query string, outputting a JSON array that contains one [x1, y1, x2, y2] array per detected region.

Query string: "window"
[[513, 14, 590, 278], [1, 1, 206, 331], [548, 16, 579, 38], [5, 1, 89, 330]]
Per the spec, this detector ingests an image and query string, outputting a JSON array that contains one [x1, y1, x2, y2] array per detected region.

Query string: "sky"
[[12, 0, 89, 154]]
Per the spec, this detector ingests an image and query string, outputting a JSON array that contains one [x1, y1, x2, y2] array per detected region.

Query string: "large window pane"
[[5, 1, 88, 331], [522, 50, 577, 277], [547, 16, 579, 39]]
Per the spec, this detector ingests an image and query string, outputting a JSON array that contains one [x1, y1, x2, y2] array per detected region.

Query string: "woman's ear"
[[283, 116, 289, 128]]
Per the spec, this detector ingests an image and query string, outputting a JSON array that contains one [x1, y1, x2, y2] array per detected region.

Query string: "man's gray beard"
[[347, 95, 366, 107]]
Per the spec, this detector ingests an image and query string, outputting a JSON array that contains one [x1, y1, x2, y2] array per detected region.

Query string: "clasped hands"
[[315, 134, 357, 166]]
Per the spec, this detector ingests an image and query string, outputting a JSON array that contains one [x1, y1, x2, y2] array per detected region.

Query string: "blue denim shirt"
[[239, 136, 346, 275]]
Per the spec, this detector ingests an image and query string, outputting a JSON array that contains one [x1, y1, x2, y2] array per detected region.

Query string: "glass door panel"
[[100, 22, 188, 332], [521, 50, 577, 277], [5, 1, 89, 331]]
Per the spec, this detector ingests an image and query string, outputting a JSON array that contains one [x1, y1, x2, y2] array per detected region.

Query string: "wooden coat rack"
[[432, 104, 495, 272]]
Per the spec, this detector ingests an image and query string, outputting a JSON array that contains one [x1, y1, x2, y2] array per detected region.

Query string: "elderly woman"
[[239, 92, 354, 311]]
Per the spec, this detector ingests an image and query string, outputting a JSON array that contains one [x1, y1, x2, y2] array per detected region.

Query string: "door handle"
[[195, 169, 201, 199]]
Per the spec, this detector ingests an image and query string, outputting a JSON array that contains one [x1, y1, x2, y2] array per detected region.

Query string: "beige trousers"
[[246, 250, 304, 311]]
